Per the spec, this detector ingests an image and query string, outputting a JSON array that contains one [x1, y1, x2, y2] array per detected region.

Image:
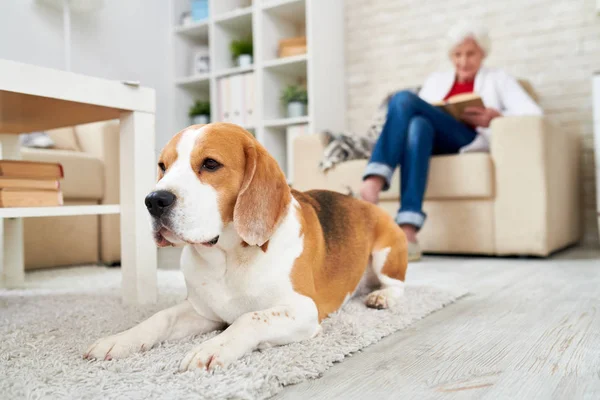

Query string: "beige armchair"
[[292, 115, 580, 257], [21, 121, 121, 269]]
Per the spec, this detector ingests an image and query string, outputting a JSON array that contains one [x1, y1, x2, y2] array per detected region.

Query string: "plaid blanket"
[[318, 87, 420, 173]]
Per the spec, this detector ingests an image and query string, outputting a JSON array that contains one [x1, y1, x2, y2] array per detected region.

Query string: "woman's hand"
[[461, 107, 502, 128]]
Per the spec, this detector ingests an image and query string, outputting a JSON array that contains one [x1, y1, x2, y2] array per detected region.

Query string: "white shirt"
[[418, 66, 543, 152]]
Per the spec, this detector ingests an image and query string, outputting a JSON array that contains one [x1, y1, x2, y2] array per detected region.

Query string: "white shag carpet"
[[0, 267, 467, 400]]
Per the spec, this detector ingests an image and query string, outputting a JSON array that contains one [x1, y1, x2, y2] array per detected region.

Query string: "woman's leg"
[[397, 116, 435, 242], [361, 91, 417, 202], [397, 113, 477, 238], [361, 90, 476, 201], [361, 90, 477, 241]]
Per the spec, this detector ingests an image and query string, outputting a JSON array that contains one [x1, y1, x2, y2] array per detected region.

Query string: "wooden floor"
[[276, 247, 600, 400]]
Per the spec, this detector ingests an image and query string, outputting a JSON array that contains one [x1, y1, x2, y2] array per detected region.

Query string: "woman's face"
[[450, 37, 484, 82]]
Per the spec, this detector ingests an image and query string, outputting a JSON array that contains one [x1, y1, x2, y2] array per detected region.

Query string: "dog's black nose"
[[145, 190, 176, 217]]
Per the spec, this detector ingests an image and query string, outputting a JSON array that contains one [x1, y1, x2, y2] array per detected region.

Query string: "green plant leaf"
[[189, 100, 211, 117], [230, 37, 253, 59], [280, 84, 308, 105]]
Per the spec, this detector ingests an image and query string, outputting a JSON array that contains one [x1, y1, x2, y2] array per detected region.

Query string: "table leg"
[[0, 134, 24, 288], [119, 111, 157, 304]]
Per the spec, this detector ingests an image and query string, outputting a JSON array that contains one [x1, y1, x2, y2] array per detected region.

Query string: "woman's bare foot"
[[400, 224, 418, 244], [360, 176, 385, 204]]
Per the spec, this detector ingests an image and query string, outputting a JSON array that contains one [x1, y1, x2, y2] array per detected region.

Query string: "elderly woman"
[[360, 21, 543, 261]]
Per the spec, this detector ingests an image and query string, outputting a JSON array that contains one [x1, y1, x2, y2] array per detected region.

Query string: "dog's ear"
[[233, 143, 291, 247]]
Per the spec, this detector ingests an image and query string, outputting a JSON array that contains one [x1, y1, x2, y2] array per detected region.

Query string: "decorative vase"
[[287, 102, 306, 118], [192, 51, 210, 75], [191, 114, 210, 125], [236, 54, 253, 67]]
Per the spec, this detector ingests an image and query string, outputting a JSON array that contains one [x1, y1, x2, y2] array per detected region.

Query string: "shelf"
[[214, 65, 254, 78], [214, 6, 253, 26], [174, 20, 209, 41], [262, 0, 305, 23], [175, 73, 211, 90], [262, 0, 303, 10], [264, 116, 310, 128], [0, 204, 120, 219], [263, 54, 307, 75], [169, 0, 343, 181]]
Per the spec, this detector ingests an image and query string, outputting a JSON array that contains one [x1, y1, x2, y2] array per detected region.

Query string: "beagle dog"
[[84, 123, 408, 371]]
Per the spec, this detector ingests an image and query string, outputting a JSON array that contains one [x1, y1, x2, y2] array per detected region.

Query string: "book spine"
[[218, 77, 231, 122], [239, 73, 247, 128], [230, 74, 243, 126], [244, 72, 255, 128], [216, 78, 223, 121]]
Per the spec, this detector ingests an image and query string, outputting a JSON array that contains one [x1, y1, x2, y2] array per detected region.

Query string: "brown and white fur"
[[84, 123, 408, 371]]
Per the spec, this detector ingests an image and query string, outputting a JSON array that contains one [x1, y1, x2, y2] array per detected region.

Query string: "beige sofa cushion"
[[21, 148, 104, 200], [319, 153, 494, 201], [424, 154, 494, 200], [24, 199, 99, 270], [46, 126, 82, 151]]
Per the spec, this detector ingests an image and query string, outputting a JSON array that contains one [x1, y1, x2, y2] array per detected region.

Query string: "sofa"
[[292, 84, 581, 257], [21, 121, 121, 269]]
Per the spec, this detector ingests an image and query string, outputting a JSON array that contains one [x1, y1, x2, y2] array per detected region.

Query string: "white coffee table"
[[0, 59, 158, 305]]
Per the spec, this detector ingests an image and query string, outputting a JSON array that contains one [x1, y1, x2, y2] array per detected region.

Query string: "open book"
[[432, 93, 485, 121]]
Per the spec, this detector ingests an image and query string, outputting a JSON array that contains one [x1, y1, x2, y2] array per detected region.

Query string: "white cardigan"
[[418, 66, 543, 152]]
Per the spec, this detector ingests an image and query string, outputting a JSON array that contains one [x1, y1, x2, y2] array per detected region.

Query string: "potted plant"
[[281, 85, 308, 118], [189, 100, 211, 125], [230, 38, 253, 67]]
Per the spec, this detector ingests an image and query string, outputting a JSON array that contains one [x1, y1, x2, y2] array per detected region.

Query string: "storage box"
[[278, 36, 307, 58]]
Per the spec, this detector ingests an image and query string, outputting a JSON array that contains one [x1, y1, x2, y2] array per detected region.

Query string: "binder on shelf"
[[285, 124, 309, 184], [217, 77, 231, 122], [229, 74, 244, 126], [243, 72, 255, 128]]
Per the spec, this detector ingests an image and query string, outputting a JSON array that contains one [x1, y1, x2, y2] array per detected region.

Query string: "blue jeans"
[[363, 90, 477, 229]]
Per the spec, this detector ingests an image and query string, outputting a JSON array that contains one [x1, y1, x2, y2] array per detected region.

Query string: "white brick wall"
[[345, 0, 600, 246]]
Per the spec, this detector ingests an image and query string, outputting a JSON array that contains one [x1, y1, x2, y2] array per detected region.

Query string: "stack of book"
[[0, 160, 64, 207], [217, 72, 255, 128]]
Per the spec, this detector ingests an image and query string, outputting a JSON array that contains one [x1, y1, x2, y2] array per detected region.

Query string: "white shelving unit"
[[593, 72, 600, 245], [0, 205, 120, 219], [169, 0, 345, 180]]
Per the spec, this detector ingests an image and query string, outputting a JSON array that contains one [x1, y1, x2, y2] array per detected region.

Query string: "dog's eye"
[[202, 158, 221, 171], [158, 162, 166, 172]]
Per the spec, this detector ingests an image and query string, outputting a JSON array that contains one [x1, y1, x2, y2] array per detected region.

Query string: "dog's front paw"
[[84, 332, 147, 361], [179, 337, 244, 372], [366, 288, 401, 310]]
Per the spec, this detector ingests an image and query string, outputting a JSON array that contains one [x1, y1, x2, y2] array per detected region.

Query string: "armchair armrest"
[[75, 120, 121, 264], [490, 116, 580, 255], [291, 134, 328, 191]]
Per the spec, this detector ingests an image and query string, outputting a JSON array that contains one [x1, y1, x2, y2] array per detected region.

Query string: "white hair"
[[446, 20, 491, 57]]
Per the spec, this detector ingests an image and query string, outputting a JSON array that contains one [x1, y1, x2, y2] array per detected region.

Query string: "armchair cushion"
[[21, 148, 104, 200], [293, 135, 494, 200], [46, 126, 82, 152]]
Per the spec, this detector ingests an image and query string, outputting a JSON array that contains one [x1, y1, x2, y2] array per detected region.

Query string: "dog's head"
[[146, 123, 291, 249]]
